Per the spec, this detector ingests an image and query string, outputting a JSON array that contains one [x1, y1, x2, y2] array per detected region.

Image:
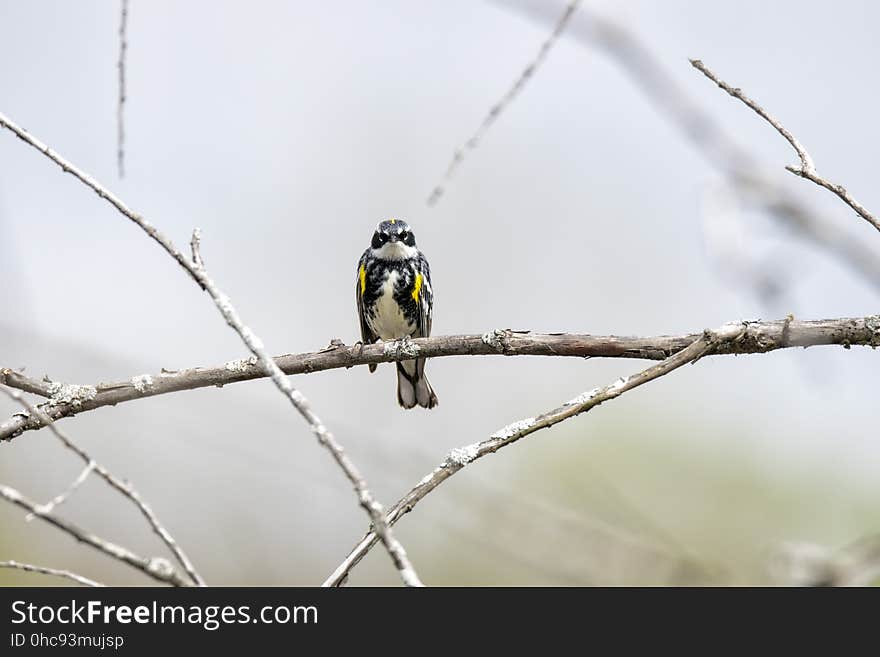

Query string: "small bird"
[[356, 218, 438, 409]]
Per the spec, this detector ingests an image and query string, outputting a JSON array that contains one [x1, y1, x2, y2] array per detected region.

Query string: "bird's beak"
[[388, 234, 399, 243]]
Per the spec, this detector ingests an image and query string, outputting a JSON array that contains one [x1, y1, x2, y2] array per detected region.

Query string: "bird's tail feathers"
[[396, 359, 438, 409]]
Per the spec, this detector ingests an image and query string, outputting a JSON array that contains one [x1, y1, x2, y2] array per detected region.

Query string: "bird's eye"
[[400, 231, 409, 241]]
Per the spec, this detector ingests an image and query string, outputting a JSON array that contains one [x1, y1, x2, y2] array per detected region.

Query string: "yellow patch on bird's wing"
[[359, 264, 366, 295], [411, 273, 423, 303]]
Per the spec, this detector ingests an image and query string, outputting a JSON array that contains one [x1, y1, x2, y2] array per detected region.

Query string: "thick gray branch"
[[3, 316, 878, 442], [322, 322, 750, 586]]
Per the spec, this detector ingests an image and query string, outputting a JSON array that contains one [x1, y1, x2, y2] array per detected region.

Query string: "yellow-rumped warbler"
[[356, 218, 438, 409]]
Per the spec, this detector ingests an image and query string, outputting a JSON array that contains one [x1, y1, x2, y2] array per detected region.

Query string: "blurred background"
[[1, 0, 879, 586]]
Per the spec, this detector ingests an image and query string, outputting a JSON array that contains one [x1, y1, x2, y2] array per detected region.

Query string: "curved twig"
[[426, 0, 581, 205], [690, 59, 880, 235]]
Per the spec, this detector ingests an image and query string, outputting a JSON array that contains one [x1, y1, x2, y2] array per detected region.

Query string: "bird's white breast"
[[371, 242, 418, 261], [369, 269, 415, 340]]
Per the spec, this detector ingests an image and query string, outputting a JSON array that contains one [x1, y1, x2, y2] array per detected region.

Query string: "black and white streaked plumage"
[[357, 218, 438, 409]]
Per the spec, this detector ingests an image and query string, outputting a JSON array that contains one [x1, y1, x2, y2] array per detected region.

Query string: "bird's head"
[[370, 218, 418, 259]]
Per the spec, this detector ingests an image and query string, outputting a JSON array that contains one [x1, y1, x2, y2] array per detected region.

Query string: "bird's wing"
[[415, 256, 433, 339], [356, 258, 377, 346]]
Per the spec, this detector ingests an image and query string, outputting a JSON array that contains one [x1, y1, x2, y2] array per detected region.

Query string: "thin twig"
[[323, 322, 750, 586], [25, 461, 95, 521], [190, 226, 204, 268], [3, 315, 879, 441], [690, 58, 880, 235], [117, 0, 129, 178], [0, 483, 190, 586], [492, 1, 880, 290], [0, 386, 205, 586], [0, 111, 421, 587], [426, 0, 581, 205], [688, 59, 814, 173], [0, 560, 105, 587]]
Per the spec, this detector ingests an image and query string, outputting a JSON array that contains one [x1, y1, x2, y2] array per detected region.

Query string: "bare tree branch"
[[690, 58, 880, 235], [117, 0, 129, 178], [0, 385, 205, 586], [492, 1, 880, 291], [426, 0, 581, 205], [2, 316, 878, 442], [0, 110, 422, 587], [0, 560, 105, 587], [0, 483, 189, 586], [322, 321, 772, 586]]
